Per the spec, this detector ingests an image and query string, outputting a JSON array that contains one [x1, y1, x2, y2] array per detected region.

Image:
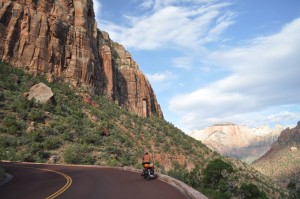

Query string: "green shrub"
[[13, 97, 34, 113], [79, 131, 100, 145], [0, 135, 17, 148], [83, 155, 96, 165], [287, 180, 296, 190], [3, 115, 18, 127], [163, 143, 170, 152], [63, 144, 95, 164], [0, 93, 5, 101], [240, 183, 268, 199], [107, 158, 120, 167], [0, 147, 16, 160], [3, 115, 26, 134], [63, 144, 83, 164], [117, 151, 136, 166], [288, 189, 300, 199], [203, 158, 233, 188], [28, 131, 44, 142], [28, 108, 46, 122], [43, 137, 61, 150]]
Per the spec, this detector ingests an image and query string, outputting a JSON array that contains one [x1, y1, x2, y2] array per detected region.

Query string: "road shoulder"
[[118, 167, 208, 199], [0, 167, 13, 186]]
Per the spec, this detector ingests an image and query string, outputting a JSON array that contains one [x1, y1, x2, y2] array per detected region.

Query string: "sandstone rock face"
[[0, 0, 163, 118], [190, 123, 284, 163], [255, 122, 300, 159], [26, 82, 54, 103], [252, 122, 300, 188]]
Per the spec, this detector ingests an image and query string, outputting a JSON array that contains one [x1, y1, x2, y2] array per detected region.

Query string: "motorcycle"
[[142, 164, 155, 180]]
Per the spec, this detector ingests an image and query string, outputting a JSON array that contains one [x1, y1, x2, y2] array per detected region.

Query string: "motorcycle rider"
[[141, 152, 154, 176], [142, 152, 151, 165]]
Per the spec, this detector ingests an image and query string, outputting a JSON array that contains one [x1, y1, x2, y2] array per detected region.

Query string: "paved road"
[[0, 162, 189, 199]]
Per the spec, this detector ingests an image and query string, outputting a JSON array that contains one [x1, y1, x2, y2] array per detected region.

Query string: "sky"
[[93, 0, 300, 133]]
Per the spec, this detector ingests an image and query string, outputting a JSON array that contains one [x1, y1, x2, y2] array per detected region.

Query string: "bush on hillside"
[[201, 158, 235, 199], [240, 183, 268, 199], [203, 158, 233, 188], [287, 180, 296, 190], [287, 180, 300, 199], [63, 144, 95, 164], [3, 115, 26, 135], [43, 136, 61, 150]]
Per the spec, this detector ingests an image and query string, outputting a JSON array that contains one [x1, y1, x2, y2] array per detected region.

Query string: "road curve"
[[0, 162, 189, 199]]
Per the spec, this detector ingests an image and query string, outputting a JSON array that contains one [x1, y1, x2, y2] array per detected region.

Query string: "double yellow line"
[[42, 168, 72, 199], [3, 164, 72, 199]]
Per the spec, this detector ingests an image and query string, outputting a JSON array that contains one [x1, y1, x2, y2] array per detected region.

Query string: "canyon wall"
[[0, 0, 163, 118], [253, 122, 300, 187]]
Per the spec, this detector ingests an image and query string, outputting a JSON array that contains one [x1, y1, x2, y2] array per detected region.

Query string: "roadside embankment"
[[157, 173, 208, 199], [118, 167, 208, 199]]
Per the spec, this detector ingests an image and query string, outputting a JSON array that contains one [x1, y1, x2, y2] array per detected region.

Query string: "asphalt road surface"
[[0, 162, 189, 199]]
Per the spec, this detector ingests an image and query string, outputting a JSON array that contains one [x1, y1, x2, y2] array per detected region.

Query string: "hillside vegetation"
[[0, 62, 288, 198], [252, 125, 300, 199]]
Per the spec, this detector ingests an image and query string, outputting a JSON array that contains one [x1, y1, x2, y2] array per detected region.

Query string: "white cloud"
[[169, 17, 300, 131], [146, 71, 172, 82], [172, 56, 193, 70], [204, 11, 236, 43], [93, 0, 101, 20], [139, 0, 154, 10], [146, 71, 176, 92], [264, 110, 300, 127], [100, 1, 235, 50]]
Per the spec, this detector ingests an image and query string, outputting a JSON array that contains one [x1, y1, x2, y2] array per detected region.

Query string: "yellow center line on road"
[[2, 164, 72, 199], [43, 168, 72, 199]]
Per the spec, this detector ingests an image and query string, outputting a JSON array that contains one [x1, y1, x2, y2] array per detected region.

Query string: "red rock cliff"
[[0, 0, 163, 118]]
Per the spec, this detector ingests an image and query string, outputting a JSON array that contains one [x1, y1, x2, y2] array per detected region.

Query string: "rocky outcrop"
[[252, 122, 300, 188], [25, 82, 54, 103], [190, 123, 284, 163], [254, 122, 300, 160], [290, 146, 298, 153], [0, 0, 163, 118]]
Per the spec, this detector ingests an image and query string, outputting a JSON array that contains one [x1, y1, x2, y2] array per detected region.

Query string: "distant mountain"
[[190, 123, 284, 163], [252, 122, 300, 188]]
